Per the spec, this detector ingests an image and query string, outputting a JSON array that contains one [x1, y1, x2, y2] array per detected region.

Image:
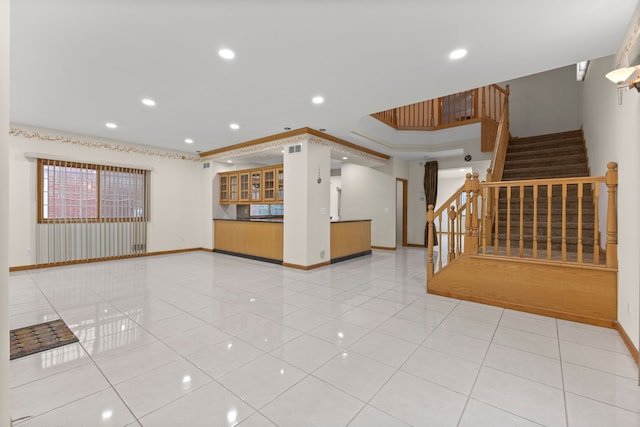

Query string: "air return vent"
[[288, 144, 302, 154]]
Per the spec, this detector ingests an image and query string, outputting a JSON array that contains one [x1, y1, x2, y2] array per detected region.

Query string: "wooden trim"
[[614, 321, 639, 363], [407, 243, 426, 248], [282, 261, 331, 270], [9, 248, 208, 271], [199, 127, 390, 160], [304, 128, 390, 159], [429, 287, 616, 328], [371, 246, 396, 250]]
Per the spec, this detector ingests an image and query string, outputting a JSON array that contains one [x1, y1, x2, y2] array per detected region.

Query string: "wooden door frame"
[[396, 178, 408, 247]]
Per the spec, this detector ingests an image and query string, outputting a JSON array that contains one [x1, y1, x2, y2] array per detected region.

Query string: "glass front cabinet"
[[276, 167, 284, 201], [250, 170, 262, 202], [219, 174, 228, 203], [263, 169, 275, 201], [219, 164, 283, 205], [228, 173, 238, 202], [239, 172, 250, 202]]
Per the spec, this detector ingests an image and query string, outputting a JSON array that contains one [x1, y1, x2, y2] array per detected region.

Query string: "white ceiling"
[[9, 0, 636, 159]]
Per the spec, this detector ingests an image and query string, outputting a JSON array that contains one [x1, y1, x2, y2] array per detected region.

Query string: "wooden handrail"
[[426, 175, 479, 280], [427, 164, 619, 280], [487, 84, 510, 183]]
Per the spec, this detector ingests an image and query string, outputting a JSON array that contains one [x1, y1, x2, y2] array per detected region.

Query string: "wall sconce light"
[[605, 66, 639, 104]]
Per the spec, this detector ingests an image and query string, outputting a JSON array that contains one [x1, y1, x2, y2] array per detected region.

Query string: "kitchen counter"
[[212, 218, 371, 266]]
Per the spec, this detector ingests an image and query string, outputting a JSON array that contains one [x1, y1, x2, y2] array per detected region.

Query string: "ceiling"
[[9, 0, 636, 160]]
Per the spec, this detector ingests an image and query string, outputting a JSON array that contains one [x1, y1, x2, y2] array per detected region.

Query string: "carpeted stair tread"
[[504, 153, 587, 168], [508, 129, 583, 144], [492, 129, 596, 254]]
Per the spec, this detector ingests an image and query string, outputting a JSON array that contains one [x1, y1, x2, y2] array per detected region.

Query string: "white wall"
[[1, 0, 10, 421], [503, 65, 582, 138], [8, 126, 205, 267], [407, 160, 490, 245], [341, 163, 396, 248], [581, 52, 640, 350]]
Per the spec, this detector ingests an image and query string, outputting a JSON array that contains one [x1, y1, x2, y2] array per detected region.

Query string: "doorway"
[[396, 178, 407, 247]]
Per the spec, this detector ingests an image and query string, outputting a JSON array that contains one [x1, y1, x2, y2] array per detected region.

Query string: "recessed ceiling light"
[[141, 98, 156, 107], [281, 150, 285, 153], [105, 123, 117, 129], [312, 96, 324, 104], [449, 48, 467, 60], [218, 48, 235, 59], [229, 123, 240, 130], [227, 160, 233, 163], [185, 138, 194, 144], [342, 157, 348, 160]]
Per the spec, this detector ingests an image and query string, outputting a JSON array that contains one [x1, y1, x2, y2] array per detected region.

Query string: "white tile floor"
[[8, 248, 640, 426]]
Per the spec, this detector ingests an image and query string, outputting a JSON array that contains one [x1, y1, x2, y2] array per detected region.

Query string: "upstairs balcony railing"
[[372, 84, 509, 152]]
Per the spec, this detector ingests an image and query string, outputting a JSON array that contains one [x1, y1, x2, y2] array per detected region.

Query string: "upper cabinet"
[[228, 173, 238, 203], [276, 167, 284, 201], [250, 170, 262, 202], [239, 172, 250, 202], [263, 168, 275, 201], [219, 174, 229, 203], [218, 164, 283, 205]]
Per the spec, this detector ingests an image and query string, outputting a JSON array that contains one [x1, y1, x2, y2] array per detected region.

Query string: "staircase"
[[496, 130, 595, 254], [426, 128, 619, 328]]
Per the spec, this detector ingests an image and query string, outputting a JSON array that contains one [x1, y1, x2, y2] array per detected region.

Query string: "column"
[[283, 137, 331, 268]]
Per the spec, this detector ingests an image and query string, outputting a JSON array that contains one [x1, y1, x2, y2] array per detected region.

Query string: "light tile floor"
[[8, 248, 640, 426]]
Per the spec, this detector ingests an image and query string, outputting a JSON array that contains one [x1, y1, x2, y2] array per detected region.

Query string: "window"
[[249, 204, 284, 218], [38, 159, 149, 223]]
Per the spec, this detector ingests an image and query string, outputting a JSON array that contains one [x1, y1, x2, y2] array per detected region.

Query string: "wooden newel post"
[[606, 162, 618, 268], [427, 204, 435, 282]]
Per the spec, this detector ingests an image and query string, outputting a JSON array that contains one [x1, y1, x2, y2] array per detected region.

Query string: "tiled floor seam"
[[561, 359, 638, 381], [557, 318, 571, 427], [455, 308, 504, 427], [564, 391, 640, 416]]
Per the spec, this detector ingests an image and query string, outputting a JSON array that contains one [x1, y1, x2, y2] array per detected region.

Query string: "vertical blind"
[[36, 159, 150, 265]]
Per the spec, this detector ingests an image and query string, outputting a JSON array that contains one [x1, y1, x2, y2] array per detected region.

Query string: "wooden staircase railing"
[[487, 85, 510, 183], [427, 163, 619, 279], [372, 84, 509, 153], [426, 183, 470, 278]]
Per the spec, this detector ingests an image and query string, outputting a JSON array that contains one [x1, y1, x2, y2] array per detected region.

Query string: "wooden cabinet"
[[239, 172, 250, 202], [219, 174, 229, 203], [228, 173, 238, 202], [263, 169, 275, 201], [250, 170, 262, 202], [276, 167, 284, 201], [218, 164, 283, 204]]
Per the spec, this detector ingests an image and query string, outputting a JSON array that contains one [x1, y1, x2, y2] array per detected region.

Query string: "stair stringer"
[[427, 254, 617, 327]]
